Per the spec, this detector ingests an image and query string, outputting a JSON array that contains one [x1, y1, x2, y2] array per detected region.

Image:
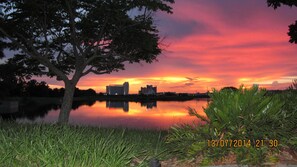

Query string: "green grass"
[[0, 122, 171, 167]]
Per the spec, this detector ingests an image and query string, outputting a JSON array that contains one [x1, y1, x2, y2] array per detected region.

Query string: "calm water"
[[11, 99, 209, 129]]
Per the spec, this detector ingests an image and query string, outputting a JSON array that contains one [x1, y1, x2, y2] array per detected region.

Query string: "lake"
[[3, 99, 209, 129]]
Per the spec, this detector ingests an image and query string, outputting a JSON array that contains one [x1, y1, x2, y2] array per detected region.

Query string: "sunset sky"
[[34, 0, 297, 93]]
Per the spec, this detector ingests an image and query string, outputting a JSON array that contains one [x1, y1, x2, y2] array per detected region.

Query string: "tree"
[[25, 80, 50, 97], [267, 0, 297, 43], [0, 0, 174, 123], [0, 55, 37, 97], [220, 86, 238, 92], [0, 62, 24, 97]]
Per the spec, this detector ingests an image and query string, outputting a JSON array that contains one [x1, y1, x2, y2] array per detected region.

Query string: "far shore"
[[4, 94, 210, 105]]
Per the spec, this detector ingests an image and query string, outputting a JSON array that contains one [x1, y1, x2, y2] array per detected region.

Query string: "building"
[[139, 85, 157, 95], [106, 82, 129, 95]]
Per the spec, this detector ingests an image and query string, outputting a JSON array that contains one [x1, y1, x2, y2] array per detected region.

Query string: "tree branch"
[[85, 55, 101, 65], [65, 0, 83, 55], [41, 3, 51, 56], [65, 0, 87, 82], [81, 66, 93, 76], [63, 0, 84, 73], [82, 15, 110, 61], [0, 28, 69, 82], [81, 66, 111, 77]]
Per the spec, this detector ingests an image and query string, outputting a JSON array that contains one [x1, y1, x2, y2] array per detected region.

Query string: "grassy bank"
[[0, 122, 171, 167]]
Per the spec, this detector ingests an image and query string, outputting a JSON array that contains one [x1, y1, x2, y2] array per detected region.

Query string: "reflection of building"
[[139, 85, 157, 95], [141, 101, 157, 109], [106, 82, 129, 95], [106, 101, 129, 112]]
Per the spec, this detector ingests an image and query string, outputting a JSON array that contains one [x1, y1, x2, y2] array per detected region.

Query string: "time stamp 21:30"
[[207, 139, 279, 148]]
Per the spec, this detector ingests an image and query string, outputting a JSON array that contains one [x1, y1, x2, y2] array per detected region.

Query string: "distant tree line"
[[0, 57, 96, 98], [0, 78, 96, 98]]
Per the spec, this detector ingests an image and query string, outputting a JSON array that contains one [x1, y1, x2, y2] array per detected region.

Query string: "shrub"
[[277, 89, 297, 151], [167, 85, 292, 165]]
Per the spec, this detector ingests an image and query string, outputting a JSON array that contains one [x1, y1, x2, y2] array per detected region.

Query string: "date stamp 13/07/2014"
[[207, 139, 279, 148]]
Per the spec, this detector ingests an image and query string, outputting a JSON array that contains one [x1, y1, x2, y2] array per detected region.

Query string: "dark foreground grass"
[[0, 122, 171, 167]]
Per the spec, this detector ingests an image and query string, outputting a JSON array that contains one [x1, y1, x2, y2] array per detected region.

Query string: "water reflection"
[[105, 101, 158, 112], [1, 103, 58, 121], [73, 100, 96, 110], [141, 101, 157, 109], [106, 101, 129, 112], [0, 100, 96, 121], [68, 99, 208, 129], [1, 99, 209, 129]]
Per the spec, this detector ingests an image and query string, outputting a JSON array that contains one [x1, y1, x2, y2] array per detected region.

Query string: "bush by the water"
[[167, 85, 297, 165]]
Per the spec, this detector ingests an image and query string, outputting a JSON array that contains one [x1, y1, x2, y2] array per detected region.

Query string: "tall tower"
[[123, 82, 129, 95], [106, 86, 110, 94]]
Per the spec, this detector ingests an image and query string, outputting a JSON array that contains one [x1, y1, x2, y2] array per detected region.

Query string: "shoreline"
[[5, 95, 210, 105]]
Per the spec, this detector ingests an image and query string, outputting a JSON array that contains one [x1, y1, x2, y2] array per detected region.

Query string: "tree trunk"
[[58, 81, 76, 124]]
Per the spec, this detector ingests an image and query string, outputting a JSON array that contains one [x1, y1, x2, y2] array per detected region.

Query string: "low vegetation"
[[167, 85, 297, 165], [0, 123, 171, 167]]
